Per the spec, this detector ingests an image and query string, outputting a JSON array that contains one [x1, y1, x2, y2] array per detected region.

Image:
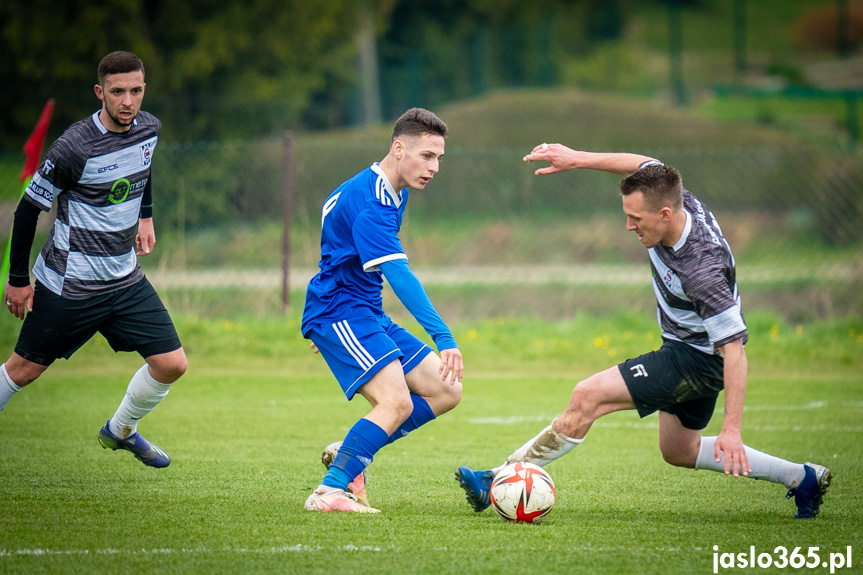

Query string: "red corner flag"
[[2, 99, 55, 301], [20, 99, 55, 182]]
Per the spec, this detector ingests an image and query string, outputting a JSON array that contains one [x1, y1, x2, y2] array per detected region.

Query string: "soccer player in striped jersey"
[[1, 52, 186, 468], [456, 144, 831, 519], [302, 108, 463, 513]]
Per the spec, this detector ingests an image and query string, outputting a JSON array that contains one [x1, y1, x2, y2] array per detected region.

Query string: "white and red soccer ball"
[[490, 462, 556, 524]]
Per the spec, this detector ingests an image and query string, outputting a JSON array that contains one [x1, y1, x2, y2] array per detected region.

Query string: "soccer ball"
[[490, 462, 556, 524]]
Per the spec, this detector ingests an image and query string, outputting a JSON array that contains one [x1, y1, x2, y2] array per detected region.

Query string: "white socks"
[[695, 436, 806, 489], [0, 364, 22, 413], [109, 364, 171, 439], [495, 419, 584, 474]]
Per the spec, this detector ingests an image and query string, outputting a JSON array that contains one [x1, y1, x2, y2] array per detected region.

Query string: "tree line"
[[0, 0, 637, 150]]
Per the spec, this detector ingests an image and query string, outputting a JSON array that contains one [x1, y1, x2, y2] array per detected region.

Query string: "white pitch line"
[[1, 544, 717, 558], [0, 544, 390, 558], [469, 400, 862, 425], [145, 262, 862, 289], [469, 402, 863, 433]]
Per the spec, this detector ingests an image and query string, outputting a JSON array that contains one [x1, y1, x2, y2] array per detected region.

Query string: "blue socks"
[[387, 393, 436, 444], [321, 394, 437, 490], [322, 418, 389, 490]]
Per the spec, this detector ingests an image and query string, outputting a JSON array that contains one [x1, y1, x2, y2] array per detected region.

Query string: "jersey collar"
[[671, 209, 693, 252], [91, 110, 138, 135], [371, 163, 403, 207]]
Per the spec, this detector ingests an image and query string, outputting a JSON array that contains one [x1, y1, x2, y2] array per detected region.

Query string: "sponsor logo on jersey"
[[42, 158, 55, 176], [98, 163, 119, 174], [693, 198, 721, 245], [630, 364, 648, 378], [28, 181, 54, 202], [109, 178, 131, 204]]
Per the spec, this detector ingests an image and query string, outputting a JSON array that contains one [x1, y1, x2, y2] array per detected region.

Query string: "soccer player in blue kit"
[[1, 52, 187, 467], [456, 144, 831, 519], [302, 108, 463, 513]]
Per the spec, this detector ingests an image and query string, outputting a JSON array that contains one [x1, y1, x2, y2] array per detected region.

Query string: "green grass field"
[[1, 311, 861, 574]]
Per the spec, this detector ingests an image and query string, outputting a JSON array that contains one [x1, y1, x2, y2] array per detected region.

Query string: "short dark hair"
[[620, 163, 683, 211], [392, 108, 448, 141], [97, 51, 145, 85]]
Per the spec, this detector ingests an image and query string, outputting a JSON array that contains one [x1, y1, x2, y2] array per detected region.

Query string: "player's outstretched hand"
[[4, 283, 34, 320], [522, 143, 576, 176], [439, 348, 463, 385], [714, 428, 751, 478]]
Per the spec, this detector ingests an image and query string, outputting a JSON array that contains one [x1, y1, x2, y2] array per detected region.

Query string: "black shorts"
[[15, 278, 182, 366], [618, 339, 724, 430]]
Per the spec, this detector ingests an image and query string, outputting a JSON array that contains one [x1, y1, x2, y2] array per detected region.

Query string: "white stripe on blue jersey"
[[321, 192, 341, 225], [371, 163, 402, 207], [363, 253, 408, 272]]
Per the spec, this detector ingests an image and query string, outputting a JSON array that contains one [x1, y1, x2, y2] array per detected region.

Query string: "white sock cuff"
[[0, 364, 21, 392], [695, 436, 719, 471], [551, 418, 584, 444], [138, 364, 171, 391]]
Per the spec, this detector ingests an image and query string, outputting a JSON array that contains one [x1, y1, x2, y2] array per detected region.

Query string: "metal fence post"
[[282, 132, 294, 313], [667, 0, 688, 107]]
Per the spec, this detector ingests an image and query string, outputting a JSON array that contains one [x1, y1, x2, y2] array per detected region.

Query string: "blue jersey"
[[302, 164, 410, 335]]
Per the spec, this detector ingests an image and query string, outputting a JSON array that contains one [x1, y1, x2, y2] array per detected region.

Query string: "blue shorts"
[[306, 313, 433, 399]]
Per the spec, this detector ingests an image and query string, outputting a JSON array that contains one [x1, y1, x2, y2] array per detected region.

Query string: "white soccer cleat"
[[304, 486, 380, 513], [321, 440, 370, 507]]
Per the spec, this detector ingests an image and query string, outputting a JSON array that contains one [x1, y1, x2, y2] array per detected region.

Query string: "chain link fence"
[[1, 140, 861, 319], [150, 138, 863, 244]]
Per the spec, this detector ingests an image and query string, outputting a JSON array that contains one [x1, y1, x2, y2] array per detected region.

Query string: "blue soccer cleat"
[[455, 466, 494, 512], [98, 420, 171, 468], [786, 462, 831, 519]]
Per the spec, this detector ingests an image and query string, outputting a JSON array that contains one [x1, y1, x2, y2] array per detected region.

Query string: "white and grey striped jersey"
[[648, 188, 747, 355], [24, 111, 159, 299]]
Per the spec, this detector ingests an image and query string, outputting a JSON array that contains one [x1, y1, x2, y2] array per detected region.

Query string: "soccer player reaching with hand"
[[302, 108, 463, 513], [456, 144, 831, 519]]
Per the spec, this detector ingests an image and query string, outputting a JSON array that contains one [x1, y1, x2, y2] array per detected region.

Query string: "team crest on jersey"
[[140, 141, 153, 166], [663, 268, 676, 290]]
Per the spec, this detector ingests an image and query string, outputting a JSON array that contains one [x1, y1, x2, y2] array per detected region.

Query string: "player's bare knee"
[[389, 392, 415, 423], [171, 355, 188, 379], [439, 379, 463, 413], [5, 357, 47, 387], [147, 350, 187, 383], [660, 445, 697, 468]]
